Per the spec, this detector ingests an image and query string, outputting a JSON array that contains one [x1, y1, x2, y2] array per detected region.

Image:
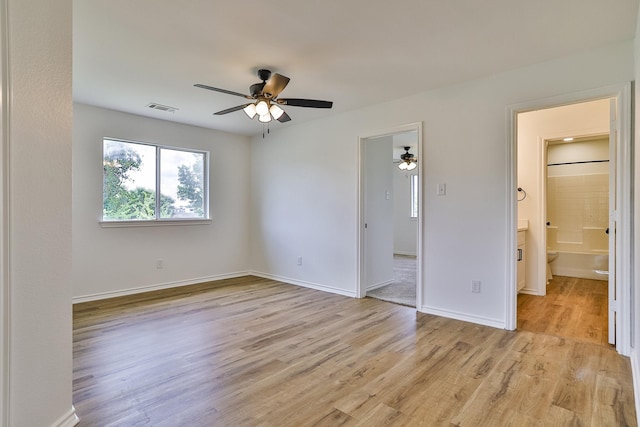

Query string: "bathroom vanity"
[[517, 221, 528, 292]]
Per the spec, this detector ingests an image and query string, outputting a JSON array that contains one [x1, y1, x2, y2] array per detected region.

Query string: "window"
[[410, 174, 418, 218], [102, 138, 208, 222]]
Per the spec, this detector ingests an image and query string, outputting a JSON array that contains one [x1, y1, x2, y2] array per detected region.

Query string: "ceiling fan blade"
[[276, 111, 291, 123], [277, 98, 333, 108], [194, 84, 253, 99], [262, 73, 290, 98], [214, 104, 251, 115]]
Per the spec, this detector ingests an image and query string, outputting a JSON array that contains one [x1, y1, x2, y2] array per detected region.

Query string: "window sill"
[[100, 219, 212, 228]]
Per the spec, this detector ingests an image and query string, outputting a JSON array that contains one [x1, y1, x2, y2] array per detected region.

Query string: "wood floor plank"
[[592, 374, 636, 426], [73, 275, 636, 426], [353, 402, 412, 426], [518, 275, 609, 346]]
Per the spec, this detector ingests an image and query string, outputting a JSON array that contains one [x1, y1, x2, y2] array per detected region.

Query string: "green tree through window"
[[103, 139, 207, 221], [177, 161, 204, 216]]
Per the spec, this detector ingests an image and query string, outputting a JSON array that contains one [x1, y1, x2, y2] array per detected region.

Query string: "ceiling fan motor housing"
[[401, 146, 415, 161], [257, 69, 271, 82], [250, 69, 274, 97]]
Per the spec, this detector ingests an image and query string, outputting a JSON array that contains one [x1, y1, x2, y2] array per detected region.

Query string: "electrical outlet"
[[156, 259, 164, 269], [297, 256, 303, 266], [471, 280, 481, 293]]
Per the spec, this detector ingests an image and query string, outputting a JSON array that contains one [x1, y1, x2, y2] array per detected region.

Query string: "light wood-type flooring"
[[73, 275, 636, 426], [517, 276, 609, 346]]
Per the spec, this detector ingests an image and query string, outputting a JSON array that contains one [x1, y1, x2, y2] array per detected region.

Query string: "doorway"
[[357, 123, 423, 309], [508, 84, 632, 356], [519, 126, 612, 346]]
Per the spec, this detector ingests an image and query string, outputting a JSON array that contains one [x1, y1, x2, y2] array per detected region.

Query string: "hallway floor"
[[517, 276, 609, 346], [366, 255, 416, 307]]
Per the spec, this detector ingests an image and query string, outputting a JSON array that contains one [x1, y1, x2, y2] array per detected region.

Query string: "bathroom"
[[516, 98, 612, 344], [546, 135, 609, 281]]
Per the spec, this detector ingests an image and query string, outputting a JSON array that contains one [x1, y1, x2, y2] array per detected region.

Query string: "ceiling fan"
[[397, 146, 417, 170], [194, 69, 333, 124]]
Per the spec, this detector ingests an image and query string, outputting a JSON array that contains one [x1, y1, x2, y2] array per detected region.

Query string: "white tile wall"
[[547, 172, 608, 250]]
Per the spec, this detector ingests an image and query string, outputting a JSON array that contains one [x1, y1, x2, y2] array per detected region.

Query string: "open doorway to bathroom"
[[515, 98, 613, 347], [358, 123, 422, 308]]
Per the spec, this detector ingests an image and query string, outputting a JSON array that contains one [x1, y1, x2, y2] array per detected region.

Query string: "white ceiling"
[[73, 0, 638, 136]]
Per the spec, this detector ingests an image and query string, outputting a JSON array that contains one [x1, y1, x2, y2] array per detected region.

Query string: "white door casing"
[[357, 123, 423, 309], [506, 83, 632, 356], [609, 97, 618, 345]]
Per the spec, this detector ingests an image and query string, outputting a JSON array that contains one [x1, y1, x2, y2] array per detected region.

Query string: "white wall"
[[73, 104, 252, 300], [517, 100, 610, 295], [393, 167, 418, 255], [3, 0, 77, 425], [547, 138, 609, 176], [363, 136, 394, 290], [249, 115, 361, 296], [250, 41, 633, 328]]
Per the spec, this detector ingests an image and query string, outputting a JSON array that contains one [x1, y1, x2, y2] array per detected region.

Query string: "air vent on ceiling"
[[146, 103, 178, 113]]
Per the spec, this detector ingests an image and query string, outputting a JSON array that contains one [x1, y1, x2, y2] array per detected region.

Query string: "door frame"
[[539, 130, 613, 342], [0, 0, 9, 422], [536, 129, 611, 297], [357, 122, 423, 311], [505, 83, 632, 356]]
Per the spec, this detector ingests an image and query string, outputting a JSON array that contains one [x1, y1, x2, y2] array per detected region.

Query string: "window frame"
[[100, 137, 211, 227]]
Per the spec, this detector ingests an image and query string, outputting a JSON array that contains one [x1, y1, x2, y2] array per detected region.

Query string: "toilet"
[[547, 251, 558, 283]]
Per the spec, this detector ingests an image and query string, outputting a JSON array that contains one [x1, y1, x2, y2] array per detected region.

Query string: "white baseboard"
[[52, 405, 79, 427], [519, 288, 543, 296], [419, 305, 505, 329], [73, 271, 519, 336], [73, 270, 358, 303], [366, 279, 393, 292], [251, 271, 357, 298], [631, 350, 640, 426], [72, 271, 251, 303]]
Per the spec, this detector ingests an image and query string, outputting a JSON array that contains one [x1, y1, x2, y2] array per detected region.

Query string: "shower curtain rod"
[[547, 159, 609, 167]]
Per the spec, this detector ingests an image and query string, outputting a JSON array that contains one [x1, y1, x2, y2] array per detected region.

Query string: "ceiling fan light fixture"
[[255, 100, 269, 116], [258, 113, 272, 123], [269, 104, 284, 120], [243, 103, 257, 119], [398, 146, 417, 170]]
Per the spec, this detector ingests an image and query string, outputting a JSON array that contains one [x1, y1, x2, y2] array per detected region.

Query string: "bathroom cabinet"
[[517, 230, 526, 291]]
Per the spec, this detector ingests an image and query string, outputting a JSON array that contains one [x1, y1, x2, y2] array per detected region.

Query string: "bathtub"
[[547, 226, 609, 281], [548, 251, 609, 281]]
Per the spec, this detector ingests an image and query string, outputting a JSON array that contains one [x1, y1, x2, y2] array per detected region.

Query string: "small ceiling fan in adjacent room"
[[194, 69, 333, 124], [397, 146, 417, 170]]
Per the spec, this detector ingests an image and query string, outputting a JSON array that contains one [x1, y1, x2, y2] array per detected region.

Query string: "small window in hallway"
[[410, 174, 418, 218]]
